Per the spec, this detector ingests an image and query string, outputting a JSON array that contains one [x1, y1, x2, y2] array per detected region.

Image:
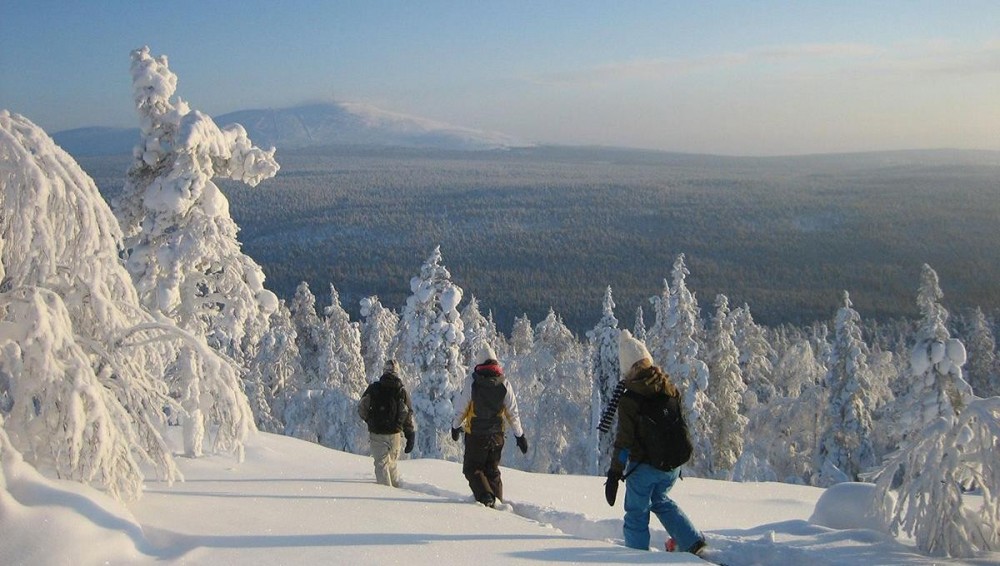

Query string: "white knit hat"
[[618, 330, 652, 375], [475, 344, 498, 365]]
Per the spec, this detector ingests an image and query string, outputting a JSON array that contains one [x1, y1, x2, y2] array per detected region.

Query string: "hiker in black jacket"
[[608, 331, 705, 555], [451, 345, 528, 508], [358, 360, 415, 487]]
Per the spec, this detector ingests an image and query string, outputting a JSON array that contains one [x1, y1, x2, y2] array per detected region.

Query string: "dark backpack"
[[627, 391, 693, 471], [367, 383, 405, 434]]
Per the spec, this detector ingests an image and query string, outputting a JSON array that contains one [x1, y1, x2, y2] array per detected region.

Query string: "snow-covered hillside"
[[52, 101, 526, 155], [4, 429, 998, 566], [217, 102, 527, 150]]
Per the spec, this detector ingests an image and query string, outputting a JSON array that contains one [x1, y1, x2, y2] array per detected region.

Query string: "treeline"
[[78, 145, 1000, 335]]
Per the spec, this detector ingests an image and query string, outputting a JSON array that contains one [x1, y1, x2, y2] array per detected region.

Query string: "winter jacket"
[[610, 361, 679, 474], [453, 361, 524, 437], [359, 371, 416, 435]]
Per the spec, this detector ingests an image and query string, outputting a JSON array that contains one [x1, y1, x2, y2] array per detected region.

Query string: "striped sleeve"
[[597, 380, 626, 433]]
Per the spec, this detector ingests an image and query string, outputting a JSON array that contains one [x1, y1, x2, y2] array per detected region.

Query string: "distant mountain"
[[51, 126, 139, 157], [217, 102, 526, 151], [53, 102, 527, 156]]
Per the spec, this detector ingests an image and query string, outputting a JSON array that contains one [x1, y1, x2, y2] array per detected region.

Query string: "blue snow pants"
[[622, 463, 702, 551]]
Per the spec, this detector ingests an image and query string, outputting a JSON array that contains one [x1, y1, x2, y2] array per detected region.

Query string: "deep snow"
[[2, 430, 998, 566]]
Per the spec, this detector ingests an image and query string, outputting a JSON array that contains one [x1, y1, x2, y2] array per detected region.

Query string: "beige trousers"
[[369, 432, 402, 487]]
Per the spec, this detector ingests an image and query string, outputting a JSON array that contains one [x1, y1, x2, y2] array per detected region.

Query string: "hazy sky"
[[2, 0, 999, 155]]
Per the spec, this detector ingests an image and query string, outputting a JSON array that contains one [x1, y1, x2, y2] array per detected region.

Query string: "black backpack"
[[627, 390, 693, 472], [367, 383, 406, 434]]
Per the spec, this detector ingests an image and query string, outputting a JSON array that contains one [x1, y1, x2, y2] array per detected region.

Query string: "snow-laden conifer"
[[460, 295, 495, 367], [870, 397, 1000, 556], [656, 254, 712, 475], [397, 247, 465, 460], [115, 46, 279, 369], [0, 111, 251, 499], [246, 302, 302, 433], [740, 325, 828, 484], [868, 265, 998, 557], [509, 314, 534, 357], [645, 279, 671, 366], [816, 291, 878, 484], [323, 284, 366, 399], [587, 286, 620, 471], [112, 47, 271, 456], [632, 306, 647, 343], [964, 307, 999, 398], [288, 282, 326, 386], [704, 294, 748, 477], [319, 284, 366, 452], [732, 304, 776, 407], [895, 265, 974, 436], [359, 295, 400, 382], [528, 309, 592, 474]]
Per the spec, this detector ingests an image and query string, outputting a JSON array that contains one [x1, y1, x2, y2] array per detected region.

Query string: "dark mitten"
[[604, 469, 622, 506], [515, 434, 528, 454], [451, 427, 462, 441], [404, 431, 415, 454]]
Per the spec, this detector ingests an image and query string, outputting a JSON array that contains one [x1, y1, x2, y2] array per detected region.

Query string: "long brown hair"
[[627, 359, 680, 398]]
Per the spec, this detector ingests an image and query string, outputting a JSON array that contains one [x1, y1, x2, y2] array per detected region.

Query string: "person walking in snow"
[[451, 345, 528, 508], [607, 330, 706, 555], [358, 360, 415, 487]]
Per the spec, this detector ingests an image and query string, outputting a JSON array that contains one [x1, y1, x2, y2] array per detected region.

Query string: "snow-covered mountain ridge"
[[53, 101, 527, 155]]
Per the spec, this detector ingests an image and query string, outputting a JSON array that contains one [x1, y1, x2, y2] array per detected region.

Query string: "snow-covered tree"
[[460, 296, 496, 367], [815, 291, 878, 485], [509, 314, 534, 358], [645, 279, 672, 367], [742, 337, 826, 484], [870, 397, 1000, 557], [772, 329, 827, 399], [115, 46, 280, 368], [868, 265, 996, 557], [246, 302, 302, 433], [322, 284, 366, 398], [895, 265, 974, 438], [704, 294, 748, 477], [656, 254, 712, 476], [587, 286, 621, 471], [964, 307, 999, 398], [288, 281, 326, 386], [732, 304, 776, 408], [397, 247, 465, 460], [318, 284, 366, 452], [524, 309, 592, 474], [632, 306, 647, 343], [285, 284, 369, 453], [359, 295, 399, 383], [0, 111, 250, 500]]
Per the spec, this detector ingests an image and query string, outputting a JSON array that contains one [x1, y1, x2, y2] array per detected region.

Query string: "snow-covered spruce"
[[0, 110, 252, 500], [397, 246, 465, 460], [587, 285, 620, 473]]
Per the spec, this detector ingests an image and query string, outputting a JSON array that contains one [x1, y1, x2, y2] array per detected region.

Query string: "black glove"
[[605, 468, 622, 506], [404, 431, 415, 454], [515, 434, 528, 454], [451, 427, 462, 441]]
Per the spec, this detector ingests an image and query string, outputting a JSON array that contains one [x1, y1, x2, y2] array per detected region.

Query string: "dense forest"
[[77, 145, 1000, 335]]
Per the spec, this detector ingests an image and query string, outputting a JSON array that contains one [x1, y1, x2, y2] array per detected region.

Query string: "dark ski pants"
[[463, 432, 505, 503]]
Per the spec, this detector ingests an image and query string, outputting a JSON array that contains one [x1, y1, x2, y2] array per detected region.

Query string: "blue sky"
[[2, 0, 999, 155]]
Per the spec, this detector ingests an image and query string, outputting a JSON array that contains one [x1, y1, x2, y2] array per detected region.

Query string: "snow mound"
[[809, 482, 889, 532]]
